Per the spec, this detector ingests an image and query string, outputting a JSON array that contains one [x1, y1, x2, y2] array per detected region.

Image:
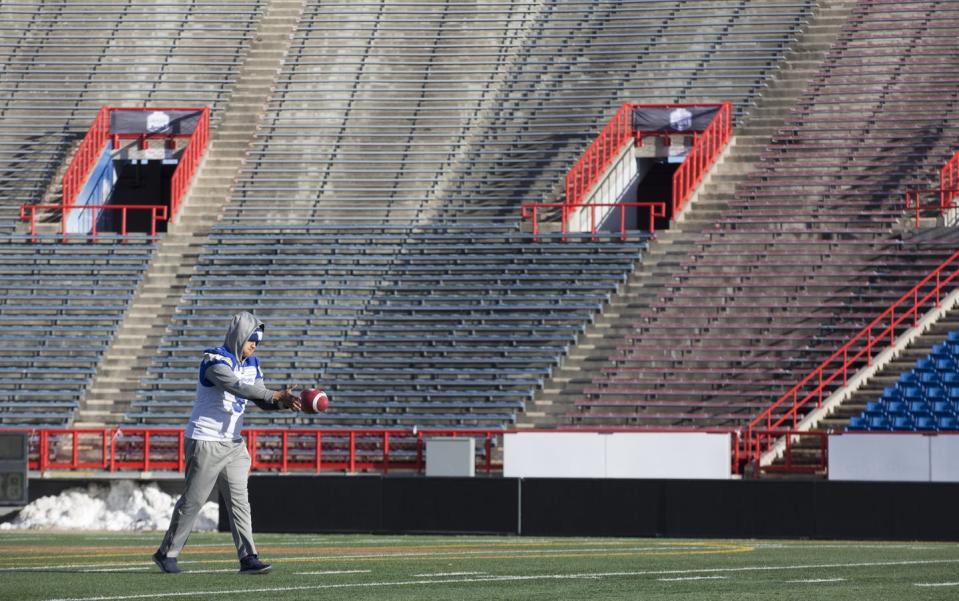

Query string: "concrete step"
[[79, 0, 303, 426]]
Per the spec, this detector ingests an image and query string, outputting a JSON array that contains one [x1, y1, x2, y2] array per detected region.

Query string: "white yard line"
[[414, 571, 486, 577], [785, 578, 845, 583], [75, 567, 152, 573], [0, 563, 153, 572], [294, 570, 373, 576], [658, 576, 727, 582], [915, 582, 959, 587], [174, 569, 241, 574], [43, 558, 959, 601]]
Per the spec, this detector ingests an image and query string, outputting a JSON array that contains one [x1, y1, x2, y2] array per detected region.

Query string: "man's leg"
[[218, 440, 256, 559], [157, 440, 223, 558]]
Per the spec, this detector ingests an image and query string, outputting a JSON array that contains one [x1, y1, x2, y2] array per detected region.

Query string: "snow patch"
[[0, 481, 218, 531]]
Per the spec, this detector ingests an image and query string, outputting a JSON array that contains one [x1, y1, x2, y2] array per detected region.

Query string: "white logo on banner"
[[146, 111, 171, 133], [669, 108, 693, 132]]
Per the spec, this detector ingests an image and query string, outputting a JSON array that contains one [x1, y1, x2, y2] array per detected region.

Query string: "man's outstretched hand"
[[273, 387, 301, 411]]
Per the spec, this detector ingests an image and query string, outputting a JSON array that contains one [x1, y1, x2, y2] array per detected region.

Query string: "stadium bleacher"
[[0, 0, 263, 227], [127, 0, 817, 430], [0, 0, 263, 423], [6, 0, 956, 445], [0, 235, 154, 425], [131, 226, 648, 427], [571, 0, 959, 430], [239, 0, 812, 219]]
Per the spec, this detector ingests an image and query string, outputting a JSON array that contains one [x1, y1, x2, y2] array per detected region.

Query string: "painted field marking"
[[756, 543, 939, 551], [1, 542, 754, 566], [0, 564, 152, 573], [414, 571, 486, 577], [658, 576, 727, 582], [75, 567, 151, 573], [915, 582, 959, 587], [166, 569, 239, 574], [4, 540, 713, 559], [43, 558, 959, 601], [785, 578, 845, 583], [294, 570, 373, 576]]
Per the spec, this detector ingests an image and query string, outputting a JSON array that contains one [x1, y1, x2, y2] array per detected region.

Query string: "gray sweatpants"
[[158, 438, 256, 560]]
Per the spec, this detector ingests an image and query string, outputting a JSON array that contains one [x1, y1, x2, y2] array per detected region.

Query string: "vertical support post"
[[90, 206, 98, 241], [248, 430, 257, 470], [416, 432, 424, 473], [382, 432, 390, 474], [144, 430, 151, 472], [109, 429, 117, 472], [315, 431, 322, 473], [348, 431, 356, 473], [102, 429, 109, 470], [177, 430, 185, 472]]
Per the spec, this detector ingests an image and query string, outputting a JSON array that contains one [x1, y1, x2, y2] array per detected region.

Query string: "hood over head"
[[223, 311, 264, 362]]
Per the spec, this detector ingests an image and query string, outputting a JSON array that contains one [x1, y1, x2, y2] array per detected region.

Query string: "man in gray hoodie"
[[153, 311, 301, 575]]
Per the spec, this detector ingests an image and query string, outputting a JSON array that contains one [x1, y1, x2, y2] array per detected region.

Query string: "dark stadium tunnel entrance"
[[100, 159, 175, 234], [635, 158, 678, 230]]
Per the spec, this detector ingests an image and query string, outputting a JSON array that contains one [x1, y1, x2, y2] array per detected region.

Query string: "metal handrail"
[[3, 426, 744, 476], [559, 102, 733, 237], [521, 201, 665, 241], [904, 187, 959, 228], [746, 249, 959, 463], [22, 106, 208, 242], [671, 101, 732, 215], [20, 203, 169, 242]]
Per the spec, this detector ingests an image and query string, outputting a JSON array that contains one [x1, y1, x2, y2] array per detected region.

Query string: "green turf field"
[[1, 531, 959, 600]]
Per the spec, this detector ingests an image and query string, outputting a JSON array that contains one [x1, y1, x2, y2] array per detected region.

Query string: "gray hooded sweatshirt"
[[185, 311, 280, 442]]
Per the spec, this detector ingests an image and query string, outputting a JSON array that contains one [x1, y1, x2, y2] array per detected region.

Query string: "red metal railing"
[[903, 188, 959, 228], [565, 103, 634, 209], [169, 106, 210, 218], [671, 101, 732, 216], [62, 107, 111, 208], [942, 149, 959, 211], [747, 429, 828, 475], [20, 203, 168, 242], [745, 249, 959, 463], [246, 428, 498, 474], [5, 427, 502, 475], [3, 426, 745, 476], [559, 102, 733, 238], [23, 106, 208, 242], [521, 202, 666, 241], [903, 149, 959, 227]]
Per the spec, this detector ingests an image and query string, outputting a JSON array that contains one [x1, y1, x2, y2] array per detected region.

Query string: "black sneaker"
[[239, 554, 272, 575], [152, 551, 181, 574]]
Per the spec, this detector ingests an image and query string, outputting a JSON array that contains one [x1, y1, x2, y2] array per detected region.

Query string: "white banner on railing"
[[503, 432, 731, 479]]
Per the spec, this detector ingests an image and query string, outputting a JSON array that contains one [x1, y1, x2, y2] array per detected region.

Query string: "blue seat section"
[[131, 226, 648, 428], [0, 236, 155, 425], [847, 336, 959, 432]]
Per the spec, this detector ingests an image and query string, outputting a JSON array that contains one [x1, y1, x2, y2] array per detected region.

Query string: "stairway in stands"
[[769, 306, 959, 472], [521, 0, 859, 426], [76, 0, 306, 425]]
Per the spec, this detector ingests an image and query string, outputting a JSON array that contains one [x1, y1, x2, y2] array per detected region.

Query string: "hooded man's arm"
[[204, 363, 282, 410]]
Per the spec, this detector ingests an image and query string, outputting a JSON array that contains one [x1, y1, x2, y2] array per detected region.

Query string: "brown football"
[[299, 388, 329, 413]]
